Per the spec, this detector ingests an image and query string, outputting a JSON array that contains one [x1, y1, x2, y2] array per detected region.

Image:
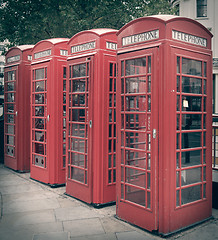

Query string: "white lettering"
[[71, 41, 96, 53], [34, 49, 51, 59], [122, 30, 159, 46], [106, 42, 117, 50], [7, 55, 20, 63], [172, 30, 207, 47]]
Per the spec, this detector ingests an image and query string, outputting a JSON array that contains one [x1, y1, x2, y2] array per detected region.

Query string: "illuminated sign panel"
[[7, 55, 20, 63], [34, 49, 51, 59], [106, 42, 117, 50]]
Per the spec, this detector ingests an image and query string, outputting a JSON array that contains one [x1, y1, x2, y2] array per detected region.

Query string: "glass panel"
[[73, 63, 86, 77], [125, 77, 146, 93], [63, 67, 67, 78], [35, 118, 45, 129], [125, 149, 146, 169], [181, 167, 201, 186], [204, 62, 207, 77], [177, 76, 180, 92], [176, 152, 180, 168], [182, 58, 202, 76], [125, 113, 146, 130], [35, 68, 45, 80], [125, 131, 146, 150], [181, 150, 201, 167], [6, 93, 15, 102], [6, 114, 14, 123], [6, 82, 15, 91], [182, 77, 202, 94], [182, 114, 202, 130], [35, 106, 44, 116], [110, 63, 113, 76], [147, 191, 151, 208], [125, 185, 145, 206], [71, 167, 84, 183], [125, 167, 146, 188], [148, 56, 151, 73], [125, 58, 146, 76], [6, 125, 14, 134], [181, 185, 201, 205], [125, 95, 146, 112], [35, 143, 44, 155], [177, 95, 180, 111], [73, 79, 86, 92], [35, 94, 44, 104], [72, 109, 86, 122], [182, 132, 201, 149], [71, 138, 86, 153], [35, 81, 45, 92], [182, 96, 202, 111], [176, 190, 180, 207], [147, 75, 151, 93], [6, 104, 14, 113], [7, 135, 14, 145], [72, 94, 85, 106], [35, 131, 44, 142], [71, 152, 85, 167], [71, 123, 85, 138]]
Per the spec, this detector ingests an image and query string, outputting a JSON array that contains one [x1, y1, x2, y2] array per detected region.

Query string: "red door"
[[31, 63, 49, 174], [116, 47, 159, 231], [66, 56, 93, 203], [4, 67, 17, 166], [167, 47, 212, 232]]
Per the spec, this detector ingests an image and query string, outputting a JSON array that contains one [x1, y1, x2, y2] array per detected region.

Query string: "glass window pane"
[[182, 58, 202, 76], [125, 167, 146, 188], [35, 81, 45, 92], [181, 167, 201, 186], [182, 77, 202, 94], [181, 185, 201, 205], [125, 149, 146, 169], [73, 63, 86, 77], [125, 113, 146, 130], [182, 96, 202, 112], [125, 58, 146, 76], [71, 167, 84, 183], [71, 123, 85, 137], [35, 68, 45, 80], [125, 95, 146, 112], [35, 94, 44, 104], [125, 77, 146, 93], [125, 185, 145, 207], [182, 132, 201, 149], [181, 150, 201, 167], [125, 131, 146, 151], [182, 114, 202, 130]]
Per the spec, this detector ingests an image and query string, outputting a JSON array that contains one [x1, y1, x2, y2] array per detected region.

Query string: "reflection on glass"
[[7, 135, 14, 145], [6, 93, 14, 102], [182, 96, 202, 111], [35, 118, 45, 129], [35, 93, 44, 104], [73, 79, 86, 92], [125, 131, 146, 150], [35, 81, 45, 92], [8, 71, 15, 81], [72, 138, 86, 153], [182, 132, 201, 149], [71, 167, 84, 183], [148, 56, 151, 73], [71, 123, 85, 138], [7, 114, 14, 123], [6, 82, 15, 91], [35, 68, 45, 80], [35, 143, 44, 155], [35, 131, 44, 142], [72, 109, 85, 122], [125, 167, 146, 188], [73, 63, 86, 77], [182, 77, 202, 94], [125, 58, 146, 76], [125, 95, 146, 112], [35, 106, 44, 116], [182, 114, 202, 130], [182, 58, 202, 76], [125, 185, 145, 206], [181, 185, 201, 204], [181, 150, 201, 167], [125, 77, 146, 93], [72, 94, 85, 106], [6, 104, 14, 113], [125, 113, 146, 130], [181, 168, 201, 186]]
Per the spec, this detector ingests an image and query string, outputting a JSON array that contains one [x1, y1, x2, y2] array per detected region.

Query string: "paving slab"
[[33, 231, 70, 240], [0, 210, 57, 230], [0, 229, 34, 240], [63, 218, 105, 237], [100, 217, 133, 233], [2, 190, 58, 204], [56, 196, 79, 208], [0, 182, 43, 195], [3, 197, 60, 215], [70, 233, 117, 240], [116, 231, 158, 240], [55, 206, 100, 221]]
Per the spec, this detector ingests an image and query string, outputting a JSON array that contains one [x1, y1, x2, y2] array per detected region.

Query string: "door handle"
[[47, 115, 50, 122], [15, 111, 18, 116], [89, 120, 92, 128], [153, 129, 157, 139]]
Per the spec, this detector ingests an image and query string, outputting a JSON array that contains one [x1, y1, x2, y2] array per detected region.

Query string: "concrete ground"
[[0, 164, 218, 240]]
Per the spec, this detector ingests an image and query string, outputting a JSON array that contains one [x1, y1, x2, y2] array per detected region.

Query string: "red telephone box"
[[116, 15, 213, 235], [4, 45, 33, 172], [66, 29, 117, 205], [30, 38, 69, 186]]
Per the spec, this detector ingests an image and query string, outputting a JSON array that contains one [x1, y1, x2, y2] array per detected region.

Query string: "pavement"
[[0, 164, 218, 240]]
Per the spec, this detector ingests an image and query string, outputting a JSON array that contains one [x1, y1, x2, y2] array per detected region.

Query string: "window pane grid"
[[120, 55, 152, 209], [176, 56, 207, 208]]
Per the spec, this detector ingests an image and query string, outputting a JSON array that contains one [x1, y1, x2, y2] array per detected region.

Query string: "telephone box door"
[[117, 47, 159, 231], [4, 67, 17, 162], [67, 56, 93, 203], [167, 47, 212, 232]]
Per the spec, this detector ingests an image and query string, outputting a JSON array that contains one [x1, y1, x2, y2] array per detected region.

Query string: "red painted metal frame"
[[116, 15, 213, 235], [66, 29, 117, 205], [30, 38, 69, 186], [4, 45, 34, 172]]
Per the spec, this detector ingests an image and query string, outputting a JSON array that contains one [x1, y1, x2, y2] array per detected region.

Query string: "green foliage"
[[0, 0, 176, 46]]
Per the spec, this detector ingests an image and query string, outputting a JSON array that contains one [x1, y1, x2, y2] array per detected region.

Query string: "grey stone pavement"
[[0, 164, 218, 240]]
